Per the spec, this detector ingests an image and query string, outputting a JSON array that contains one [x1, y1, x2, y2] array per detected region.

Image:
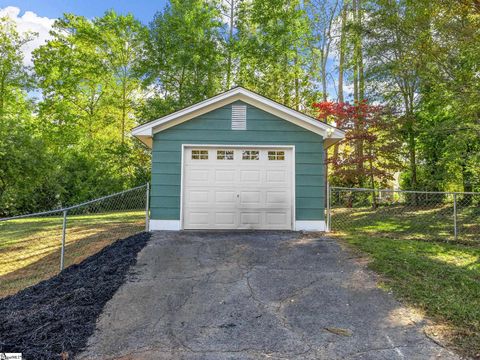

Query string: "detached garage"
[[132, 87, 344, 231]]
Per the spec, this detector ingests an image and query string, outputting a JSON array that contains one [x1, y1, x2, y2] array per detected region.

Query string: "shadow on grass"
[[332, 205, 479, 245], [341, 233, 480, 357], [0, 212, 143, 243], [0, 221, 144, 298]]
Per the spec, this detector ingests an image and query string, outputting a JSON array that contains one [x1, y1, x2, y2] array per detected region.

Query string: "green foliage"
[[0, 17, 34, 116], [235, 0, 318, 109], [415, 1, 480, 192], [362, 0, 480, 192], [32, 11, 150, 210], [0, 17, 59, 216], [0, 1, 479, 215], [142, 0, 225, 117], [0, 115, 61, 216]]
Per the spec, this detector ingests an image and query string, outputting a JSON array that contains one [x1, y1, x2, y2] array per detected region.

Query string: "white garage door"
[[183, 146, 293, 230]]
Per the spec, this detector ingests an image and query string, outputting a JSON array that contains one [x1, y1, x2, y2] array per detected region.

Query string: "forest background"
[[0, 0, 478, 216]]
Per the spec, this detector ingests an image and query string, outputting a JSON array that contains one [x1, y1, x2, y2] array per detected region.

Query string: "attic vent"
[[231, 105, 247, 130]]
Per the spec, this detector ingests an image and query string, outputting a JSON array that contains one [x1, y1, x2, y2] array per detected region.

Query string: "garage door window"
[[242, 150, 259, 160], [192, 150, 208, 160], [268, 151, 285, 160], [217, 150, 234, 160]]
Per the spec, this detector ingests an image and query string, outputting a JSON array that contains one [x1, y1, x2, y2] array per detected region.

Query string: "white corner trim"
[[295, 220, 326, 232], [149, 220, 181, 231]]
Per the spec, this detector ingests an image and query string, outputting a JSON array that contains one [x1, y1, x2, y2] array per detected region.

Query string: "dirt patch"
[[0, 232, 150, 360]]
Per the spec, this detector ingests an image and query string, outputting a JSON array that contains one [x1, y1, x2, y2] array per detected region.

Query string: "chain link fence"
[[0, 184, 149, 298], [327, 187, 480, 245]]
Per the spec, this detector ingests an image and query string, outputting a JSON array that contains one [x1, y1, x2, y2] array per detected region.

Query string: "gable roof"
[[132, 87, 345, 149]]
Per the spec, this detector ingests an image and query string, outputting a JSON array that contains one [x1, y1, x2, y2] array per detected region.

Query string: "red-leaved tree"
[[314, 100, 402, 195]]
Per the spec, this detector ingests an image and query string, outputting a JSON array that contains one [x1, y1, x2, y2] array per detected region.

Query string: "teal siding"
[[151, 101, 325, 221]]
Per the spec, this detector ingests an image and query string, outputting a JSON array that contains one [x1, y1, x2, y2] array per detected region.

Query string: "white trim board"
[[149, 220, 326, 232], [149, 220, 181, 231], [295, 221, 326, 231], [132, 87, 345, 149]]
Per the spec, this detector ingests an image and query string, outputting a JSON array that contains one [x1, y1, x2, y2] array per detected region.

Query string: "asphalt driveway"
[[78, 231, 458, 359]]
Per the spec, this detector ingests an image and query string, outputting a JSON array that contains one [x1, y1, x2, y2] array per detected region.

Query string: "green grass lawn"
[[332, 204, 480, 244], [0, 211, 145, 298], [332, 208, 480, 358]]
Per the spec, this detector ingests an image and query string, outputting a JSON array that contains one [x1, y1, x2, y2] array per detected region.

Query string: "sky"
[[0, 0, 166, 23], [0, 1, 166, 66]]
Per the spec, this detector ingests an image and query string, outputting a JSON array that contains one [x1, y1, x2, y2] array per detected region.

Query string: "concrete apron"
[[78, 231, 459, 360]]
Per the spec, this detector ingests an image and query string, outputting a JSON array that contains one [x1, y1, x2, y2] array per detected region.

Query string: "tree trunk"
[[0, 76, 4, 120], [357, 0, 365, 103], [321, 49, 327, 102], [121, 80, 126, 147], [408, 124, 417, 190], [461, 144, 473, 205], [352, 0, 364, 187], [294, 49, 300, 110], [332, 2, 348, 165], [337, 4, 346, 104], [368, 146, 377, 208], [226, 0, 235, 89], [403, 89, 417, 194]]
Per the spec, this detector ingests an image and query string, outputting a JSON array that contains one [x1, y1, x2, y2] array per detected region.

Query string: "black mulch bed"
[[0, 231, 150, 360]]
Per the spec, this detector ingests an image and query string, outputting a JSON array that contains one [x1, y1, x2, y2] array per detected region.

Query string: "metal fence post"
[[453, 192, 457, 242], [60, 210, 67, 271], [326, 183, 331, 232], [145, 182, 150, 232]]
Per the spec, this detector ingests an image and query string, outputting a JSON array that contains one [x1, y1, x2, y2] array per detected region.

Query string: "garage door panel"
[[215, 212, 236, 226], [214, 191, 236, 204], [185, 168, 210, 184], [185, 211, 210, 226], [240, 191, 261, 204], [240, 212, 261, 225], [240, 170, 261, 183], [266, 170, 288, 183], [266, 191, 289, 205], [187, 190, 210, 204], [215, 169, 236, 182], [266, 212, 288, 225], [183, 147, 293, 230]]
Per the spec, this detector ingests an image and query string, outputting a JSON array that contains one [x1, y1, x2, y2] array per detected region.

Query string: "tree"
[[362, 0, 480, 194], [220, 0, 243, 89], [337, 1, 347, 103], [0, 17, 59, 215], [34, 14, 109, 148], [33, 11, 149, 205], [1, 1, 478, 214], [349, 0, 367, 185], [94, 11, 147, 146], [92, 11, 148, 177], [0, 17, 34, 119], [416, 0, 480, 195], [142, 0, 225, 117], [235, 0, 318, 110], [305, 0, 341, 101], [362, 0, 431, 191], [314, 100, 402, 197]]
